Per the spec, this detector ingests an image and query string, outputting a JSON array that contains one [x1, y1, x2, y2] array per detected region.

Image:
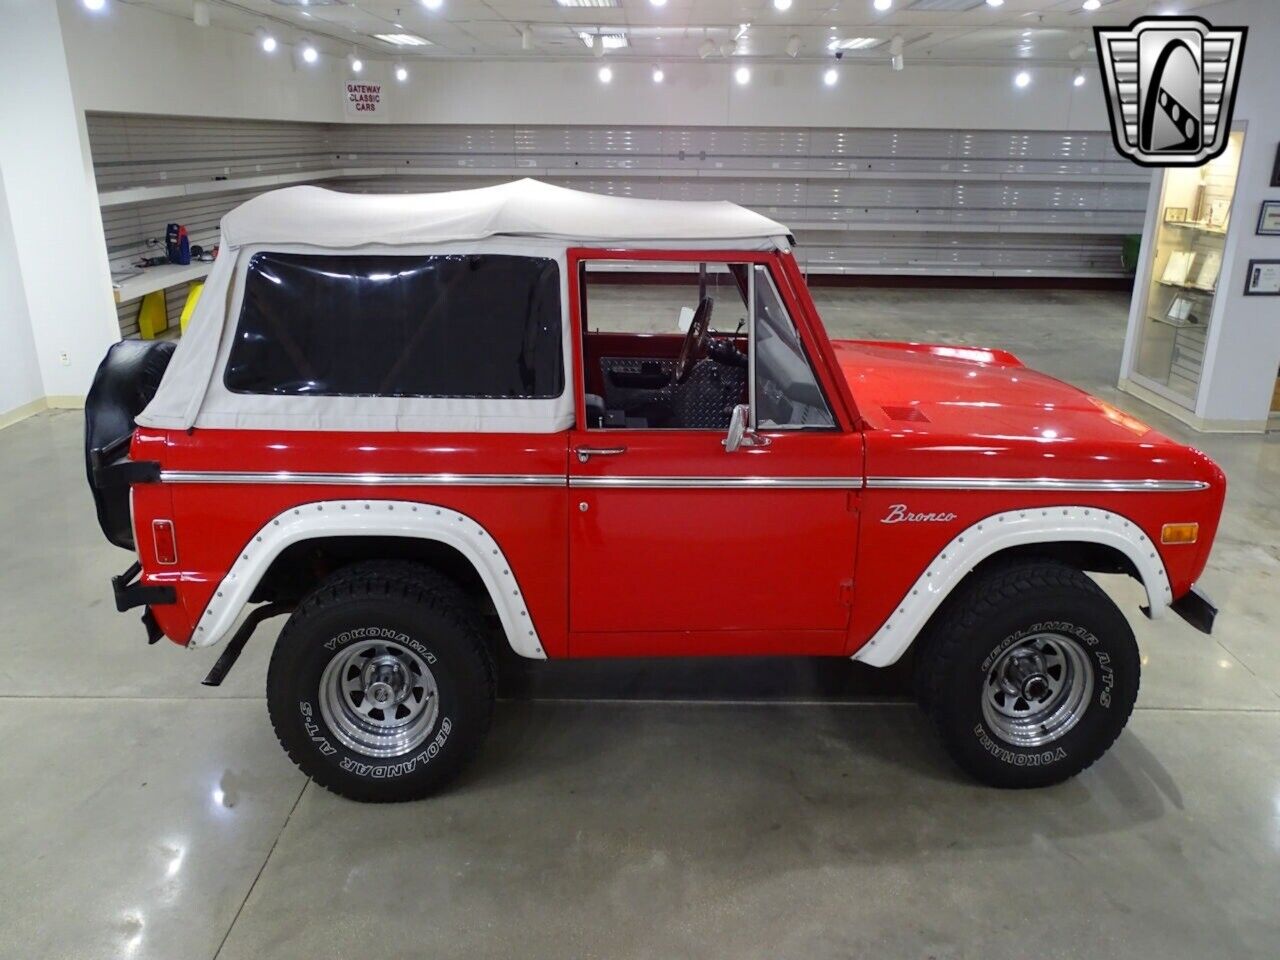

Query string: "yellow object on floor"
[[179, 280, 205, 333], [137, 290, 168, 340]]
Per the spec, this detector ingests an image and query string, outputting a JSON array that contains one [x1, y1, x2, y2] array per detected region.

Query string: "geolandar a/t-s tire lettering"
[[267, 561, 495, 803], [915, 559, 1140, 789]]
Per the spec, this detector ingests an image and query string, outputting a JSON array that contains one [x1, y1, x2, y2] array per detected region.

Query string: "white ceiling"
[[118, 0, 1233, 64]]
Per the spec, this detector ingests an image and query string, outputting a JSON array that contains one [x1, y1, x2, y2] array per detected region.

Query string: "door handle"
[[574, 446, 627, 464]]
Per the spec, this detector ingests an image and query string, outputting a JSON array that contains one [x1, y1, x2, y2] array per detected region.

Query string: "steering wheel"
[[673, 296, 714, 385]]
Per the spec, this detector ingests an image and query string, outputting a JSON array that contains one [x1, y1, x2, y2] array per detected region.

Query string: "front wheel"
[[915, 559, 1140, 789], [267, 562, 495, 802]]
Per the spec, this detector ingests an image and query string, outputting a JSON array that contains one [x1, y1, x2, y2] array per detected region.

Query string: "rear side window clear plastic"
[[224, 252, 563, 398]]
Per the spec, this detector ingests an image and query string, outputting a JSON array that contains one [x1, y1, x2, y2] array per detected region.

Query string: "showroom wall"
[[0, 0, 119, 418], [57, 0, 1109, 132], [0, 175, 42, 426], [54, 0, 1148, 343], [1192, 0, 1280, 426]]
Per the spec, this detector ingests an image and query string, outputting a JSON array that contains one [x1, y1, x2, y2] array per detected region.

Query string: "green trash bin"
[[1121, 235, 1142, 274]]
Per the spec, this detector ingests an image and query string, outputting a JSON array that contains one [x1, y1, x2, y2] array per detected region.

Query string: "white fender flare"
[[187, 499, 546, 659], [852, 506, 1172, 667]]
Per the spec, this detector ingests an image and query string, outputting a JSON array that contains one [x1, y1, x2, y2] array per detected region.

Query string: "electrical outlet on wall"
[[59, 352, 70, 366]]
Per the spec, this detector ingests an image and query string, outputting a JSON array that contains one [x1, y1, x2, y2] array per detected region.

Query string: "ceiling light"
[[579, 32, 628, 51], [823, 67, 839, 86], [650, 0, 667, 6], [375, 33, 430, 46], [891, 54, 904, 70], [652, 66, 664, 83], [785, 35, 802, 57], [598, 65, 613, 83], [734, 65, 750, 85], [698, 39, 716, 59], [522, 26, 533, 50], [1014, 69, 1031, 88], [254, 27, 277, 52], [298, 37, 319, 64], [774, 0, 792, 9], [1082, 0, 1100, 9], [421, 0, 443, 8], [395, 63, 409, 81], [829, 37, 883, 51], [348, 52, 363, 73], [555, 0, 617, 6], [874, 0, 892, 10], [1072, 68, 1086, 87], [986, 0, 1003, 6], [82, 0, 106, 10], [192, 0, 209, 27]]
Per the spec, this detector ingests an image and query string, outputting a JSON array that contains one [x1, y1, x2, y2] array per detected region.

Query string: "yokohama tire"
[[915, 559, 1140, 789], [267, 561, 495, 802]]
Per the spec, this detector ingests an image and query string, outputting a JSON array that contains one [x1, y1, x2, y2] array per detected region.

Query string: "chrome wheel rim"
[[318, 639, 439, 758], [981, 632, 1093, 748]]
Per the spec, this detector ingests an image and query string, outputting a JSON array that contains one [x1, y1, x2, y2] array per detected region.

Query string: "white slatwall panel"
[[88, 113, 1145, 337]]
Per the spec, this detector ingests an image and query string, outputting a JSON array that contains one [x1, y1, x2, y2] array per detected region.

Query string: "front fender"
[[851, 506, 1172, 667]]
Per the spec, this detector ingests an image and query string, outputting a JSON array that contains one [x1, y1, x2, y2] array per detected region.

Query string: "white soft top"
[[220, 179, 789, 249], [137, 180, 789, 434]]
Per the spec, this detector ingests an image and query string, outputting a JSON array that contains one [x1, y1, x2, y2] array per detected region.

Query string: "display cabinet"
[[1127, 131, 1245, 409]]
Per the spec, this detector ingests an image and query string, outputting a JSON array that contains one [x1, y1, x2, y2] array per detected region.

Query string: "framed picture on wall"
[[1164, 207, 1188, 223], [1258, 201, 1280, 236], [1244, 260, 1280, 296]]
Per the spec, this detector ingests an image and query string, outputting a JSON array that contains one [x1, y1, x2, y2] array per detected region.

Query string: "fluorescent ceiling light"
[[82, 0, 106, 10], [1082, 0, 1101, 9], [828, 37, 882, 51], [375, 33, 430, 46], [579, 32, 628, 50], [421, 0, 443, 9], [774, 0, 792, 9], [874, 0, 892, 10], [907, 0, 983, 9], [555, 0, 617, 6]]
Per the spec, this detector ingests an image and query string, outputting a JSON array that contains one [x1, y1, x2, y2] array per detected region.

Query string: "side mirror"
[[724, 404, 768, 453]]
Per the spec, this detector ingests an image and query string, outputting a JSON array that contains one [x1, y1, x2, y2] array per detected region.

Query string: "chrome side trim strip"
[[569, 476, 860, 489], [159, 471, 565, 487], [865, 476, 1209, 493]]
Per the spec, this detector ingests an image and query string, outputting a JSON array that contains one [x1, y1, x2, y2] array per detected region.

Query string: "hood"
[[832, 339, 1167, 447]]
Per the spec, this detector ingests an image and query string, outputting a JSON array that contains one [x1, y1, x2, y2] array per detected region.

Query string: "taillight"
[[152, 519, 178, 564]]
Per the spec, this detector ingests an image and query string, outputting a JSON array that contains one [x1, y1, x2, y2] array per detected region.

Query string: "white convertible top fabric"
[[220, 179, 790, 249], [136, 180, 788, 433]]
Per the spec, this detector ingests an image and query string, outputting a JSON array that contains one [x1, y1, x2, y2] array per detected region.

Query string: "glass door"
[[1131, 130, 1245, 409]]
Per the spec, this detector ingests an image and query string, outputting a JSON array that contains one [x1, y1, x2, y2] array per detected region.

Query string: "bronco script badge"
[[1095, 17, 1247, 168], [882, 504, 957, 525]]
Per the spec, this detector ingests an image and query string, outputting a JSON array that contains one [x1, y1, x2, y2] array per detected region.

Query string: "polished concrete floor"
[[3, 286, 1278, 960]]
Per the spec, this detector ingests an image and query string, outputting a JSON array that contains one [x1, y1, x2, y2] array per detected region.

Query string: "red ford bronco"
[[85, 180, 1224, 802]]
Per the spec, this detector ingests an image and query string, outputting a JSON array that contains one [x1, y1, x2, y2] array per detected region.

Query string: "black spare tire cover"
[[84, 339, 176, 550]]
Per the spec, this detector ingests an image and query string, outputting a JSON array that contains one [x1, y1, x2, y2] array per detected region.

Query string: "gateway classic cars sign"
[[343, 80, 385, 119]]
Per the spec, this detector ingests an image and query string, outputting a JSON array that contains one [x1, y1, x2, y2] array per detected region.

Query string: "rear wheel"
[[915, 559, 1140, 788], [267, 561, 495, 802]]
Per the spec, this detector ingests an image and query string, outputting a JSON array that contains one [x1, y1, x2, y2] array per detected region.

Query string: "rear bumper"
[[1171, 584, 1217, 635], [111, 560, 176, 612]]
